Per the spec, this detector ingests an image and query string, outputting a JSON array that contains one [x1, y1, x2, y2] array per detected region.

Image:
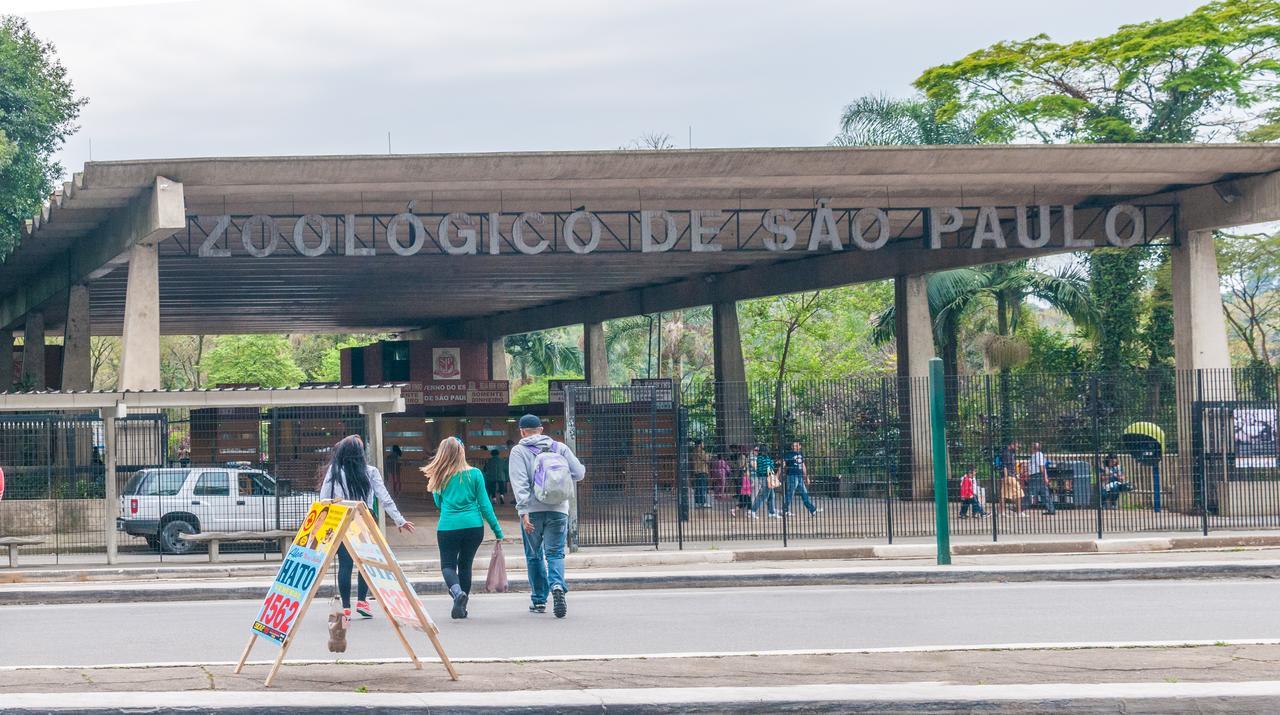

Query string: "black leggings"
[[336, 544, 368, 608], [438, 526, 485, 595]]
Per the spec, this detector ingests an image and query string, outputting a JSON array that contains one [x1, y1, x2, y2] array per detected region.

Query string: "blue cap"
[[518, 414, 542, 429]]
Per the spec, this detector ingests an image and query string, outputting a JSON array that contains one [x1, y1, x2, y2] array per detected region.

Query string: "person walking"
[[387, 444, 403, 496], [319, 435, 415, 619], [510, 414, 586, 618], [482, 448, 509, 504], [1026, 442, 1055, 515], [958, 466, 986, 518], [710, 452, 730, 501], [748, 444, 779, 519], [424, 437, 505, 619], [690, 439, 711, 509], [729, 445, 752, 516], [781, 441, 820, 516]]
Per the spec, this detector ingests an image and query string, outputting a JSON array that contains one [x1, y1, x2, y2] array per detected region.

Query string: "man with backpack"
[[509, 414, 586, 618]]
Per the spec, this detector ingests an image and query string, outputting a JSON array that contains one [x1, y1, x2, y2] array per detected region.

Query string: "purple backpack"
[[525, 442, 574, 504]]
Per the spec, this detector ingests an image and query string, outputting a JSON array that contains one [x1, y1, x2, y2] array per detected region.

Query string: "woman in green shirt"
[[422, 437, 505, 619]]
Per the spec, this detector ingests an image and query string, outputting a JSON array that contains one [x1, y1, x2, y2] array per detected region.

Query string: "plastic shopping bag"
[[484, 542, 508, 593]]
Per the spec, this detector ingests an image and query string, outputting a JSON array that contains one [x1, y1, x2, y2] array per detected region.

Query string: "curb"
[[3, 561, 1278, 605], [7, 681, 1280, 714], [7, 533, 1280, 585]]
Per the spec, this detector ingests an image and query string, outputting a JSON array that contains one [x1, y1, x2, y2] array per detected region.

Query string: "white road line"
[[10, 680, 1280, 709], [5, 638, 1280, 672]]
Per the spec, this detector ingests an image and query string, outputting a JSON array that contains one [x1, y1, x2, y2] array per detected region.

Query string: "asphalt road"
[[5, 580, 1280, 667]]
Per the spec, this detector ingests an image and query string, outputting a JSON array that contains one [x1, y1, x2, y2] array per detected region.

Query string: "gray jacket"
[[510, 434, 586, 515]]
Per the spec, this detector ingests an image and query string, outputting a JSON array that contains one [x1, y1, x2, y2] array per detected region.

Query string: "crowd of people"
[[686, 440, 824, 520]]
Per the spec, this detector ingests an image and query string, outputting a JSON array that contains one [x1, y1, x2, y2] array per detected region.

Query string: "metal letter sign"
[[183, 202, 1174, 259]]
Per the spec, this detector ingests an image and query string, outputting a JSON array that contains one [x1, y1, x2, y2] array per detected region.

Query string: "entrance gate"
[[565, 384, 674, 548]]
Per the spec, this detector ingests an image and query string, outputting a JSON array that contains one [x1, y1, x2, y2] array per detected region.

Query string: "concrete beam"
[[712, 302, 751, 451], [488, 337, 508, 382], [712, 302, 746, 384], [0, 176, 184, 331], [0, 330, 12, 392], [62, 284, 92, 391], [1172, 228, 1232, 371], [895, 275, 935, 501], [117, 242, 161, 391], [21, 311, 46, 389], [1176, 170, 1280, 232], [584, 322, 607, 385]]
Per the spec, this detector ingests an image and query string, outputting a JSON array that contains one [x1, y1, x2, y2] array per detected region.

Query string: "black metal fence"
[[0, 406, 365, 564], [568, 368, 1280, 548]]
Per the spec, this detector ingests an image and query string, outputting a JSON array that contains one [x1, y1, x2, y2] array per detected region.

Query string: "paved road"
[[5, 580, 1280, 667]]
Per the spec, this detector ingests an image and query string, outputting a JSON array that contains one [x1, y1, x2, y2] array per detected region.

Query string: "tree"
[[200, 335, 306, 388], [915, 0, 1280, 144], [915, 0, 1280, 375], [1219, 230, 1280, 368], [831, 94, 989, 146], [621, 132, 676, 150], [160, 336, 207, 390], [505, 330, 582, 384], [0, 16, 86, 260], [89, 336, 119, 390], [872, 262, 1097, 375]]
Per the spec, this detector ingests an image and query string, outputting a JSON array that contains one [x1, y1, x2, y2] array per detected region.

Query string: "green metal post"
[[929, 357, 951, 565]]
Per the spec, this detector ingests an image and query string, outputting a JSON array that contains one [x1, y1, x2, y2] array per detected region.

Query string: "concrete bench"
[[180, 530, 295, 562], [0, 537, 45, 567]]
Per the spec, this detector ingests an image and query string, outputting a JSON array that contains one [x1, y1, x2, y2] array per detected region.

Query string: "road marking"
[[5, 638, 1280, 671], [10, 680, 1280, 709]]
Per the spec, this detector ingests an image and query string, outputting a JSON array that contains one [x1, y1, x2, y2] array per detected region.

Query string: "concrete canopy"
[[4, 144, 1280, 337]]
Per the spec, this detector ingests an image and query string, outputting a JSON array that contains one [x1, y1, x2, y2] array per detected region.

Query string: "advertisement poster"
[[251, 502, 348, 645], [345, 510, 434, 631], [1235, 408, 1278, 469], [432, 348, 462, 380]]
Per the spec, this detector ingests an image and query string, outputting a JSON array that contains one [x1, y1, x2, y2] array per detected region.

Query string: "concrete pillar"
[[0, 330, 12, 392], [712, 302, 751, 451], [62, 284, 92, 391], [21, 311, 46, 390], [895, 274, 935, 500], [117, 242, 161, 391], [1171, 228, 1231, 373], [1171, 228, 1233, 515], [365, 411, 386, 531], [584, 322, 607, 385], [488, 337, 508, 382]]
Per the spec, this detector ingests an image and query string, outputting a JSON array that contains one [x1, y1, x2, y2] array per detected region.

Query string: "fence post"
[[565, 388, 579, 553], [1091, 375, 1104, 541], [881, 377, 893, 545], [985, 376, 998, 543], [101, 409, 119, 566], [929, 358, 951, 566]]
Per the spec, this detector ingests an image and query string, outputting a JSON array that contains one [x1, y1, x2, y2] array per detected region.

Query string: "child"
[[959, 466, 986, 518]]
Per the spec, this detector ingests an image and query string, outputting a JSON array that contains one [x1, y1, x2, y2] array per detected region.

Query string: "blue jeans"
[[521, 511, 568, 605], [694, 473, 710, 507], [750, 476, 776, 514], [783, 473, 816, 514]]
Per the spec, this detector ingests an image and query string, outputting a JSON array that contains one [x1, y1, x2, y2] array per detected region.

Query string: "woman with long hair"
[[423, 437, 505, 619], [319, 434, 415, 618]]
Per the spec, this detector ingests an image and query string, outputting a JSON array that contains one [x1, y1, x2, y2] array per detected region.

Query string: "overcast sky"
[[14, 0, 1204, 178]]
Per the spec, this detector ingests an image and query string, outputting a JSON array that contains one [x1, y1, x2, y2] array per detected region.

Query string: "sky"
[[12, 0, 1207, 178]]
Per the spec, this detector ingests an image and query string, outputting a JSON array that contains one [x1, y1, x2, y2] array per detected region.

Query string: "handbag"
[[767, 471, 781, 490], [484, 542, 508, 593], [739, 472, 752, 496]]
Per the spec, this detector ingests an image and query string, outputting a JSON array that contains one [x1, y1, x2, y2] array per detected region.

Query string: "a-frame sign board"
[[233, 500, 457, 686]]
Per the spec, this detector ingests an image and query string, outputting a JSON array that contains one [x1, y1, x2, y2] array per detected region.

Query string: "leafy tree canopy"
[[915, 0, 1280, 143], [200, 335, 306, 388], [0, 16, 85, 260]]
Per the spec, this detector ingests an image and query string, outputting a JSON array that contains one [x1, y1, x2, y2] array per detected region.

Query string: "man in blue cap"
[[509, 413, 586, 618]]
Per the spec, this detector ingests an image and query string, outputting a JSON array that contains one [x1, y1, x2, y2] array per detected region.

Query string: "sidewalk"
[[6, 548, 1280, 605], [8, 529, 1280, 584], [5, 643, 1280, 712]]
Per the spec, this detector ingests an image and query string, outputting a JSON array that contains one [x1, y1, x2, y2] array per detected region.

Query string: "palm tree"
[[505, 333, 583, 383], [872, 261, 1097, 377], [831, 95, 984, 147]]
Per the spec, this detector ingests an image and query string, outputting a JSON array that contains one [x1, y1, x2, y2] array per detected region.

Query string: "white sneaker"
[[768, 513, 781, 519], [747, 511, 759, 519], [810, 508, 823, 516]]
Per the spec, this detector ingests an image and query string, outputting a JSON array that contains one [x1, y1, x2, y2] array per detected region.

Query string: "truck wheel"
[[160, 519, 196, 554]]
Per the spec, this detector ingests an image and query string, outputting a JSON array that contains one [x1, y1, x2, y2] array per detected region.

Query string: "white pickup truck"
[[117, 466, 316, 554]]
